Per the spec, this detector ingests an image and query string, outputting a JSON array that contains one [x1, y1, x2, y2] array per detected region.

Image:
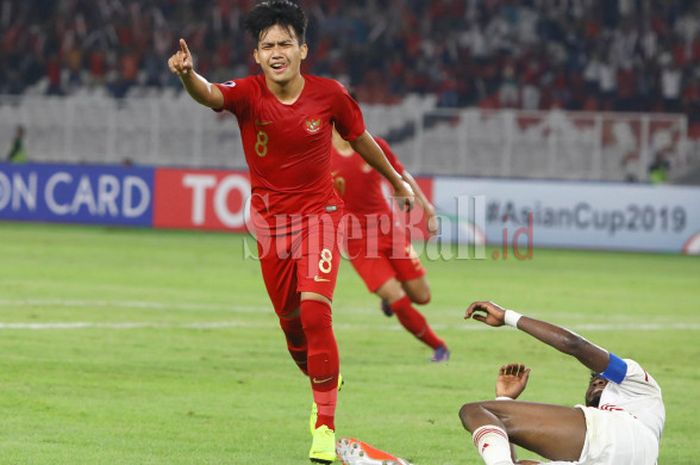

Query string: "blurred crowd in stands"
[[1, 0, 700, 126]]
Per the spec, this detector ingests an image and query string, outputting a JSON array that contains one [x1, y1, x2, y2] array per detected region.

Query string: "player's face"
[[254, 24, 308, 86], [585, 375, 608, 407]]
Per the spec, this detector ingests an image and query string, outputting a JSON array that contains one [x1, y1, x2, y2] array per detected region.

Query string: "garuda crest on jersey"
[[304, 118, 322, 134]]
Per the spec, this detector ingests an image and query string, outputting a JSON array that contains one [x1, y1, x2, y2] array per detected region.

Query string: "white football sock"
[[472, 425, 514, 465]]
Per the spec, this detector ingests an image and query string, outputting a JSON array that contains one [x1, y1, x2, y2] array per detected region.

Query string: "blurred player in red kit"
[[331, 127, 449, 362], [167, 1, 413, 462]]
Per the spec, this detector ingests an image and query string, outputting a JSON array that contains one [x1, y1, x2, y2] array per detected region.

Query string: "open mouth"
[[270, 62, 288, 74]]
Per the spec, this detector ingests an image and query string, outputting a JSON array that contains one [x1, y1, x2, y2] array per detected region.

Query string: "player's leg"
[[401, 275, 431, 305], [374, 276, 405, 303], [386, 239, 448, 360], [298, 212, 344, 463], [279, 309, 307, 374], [382, 243, 429, 315], [459, 400, 586, 464], [348, 236, 446, 356], [375, 277, 447, 360], [394, 240, 430, 304], [344, 235, 395, 317], [257, 237, 306, 373], [299, 292, 339, 428]]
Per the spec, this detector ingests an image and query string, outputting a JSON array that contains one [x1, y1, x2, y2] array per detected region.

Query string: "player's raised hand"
[[465, 300, 506, 326], [495, 363, 531, 399], [168, 38, 194, 77], [393, 179, 415, 211]]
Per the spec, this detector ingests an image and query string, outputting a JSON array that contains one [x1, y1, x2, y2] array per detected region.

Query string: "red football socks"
[[279, 316, 308, 375], [300, 299, 339, 431], [390, 295, 445, 350]]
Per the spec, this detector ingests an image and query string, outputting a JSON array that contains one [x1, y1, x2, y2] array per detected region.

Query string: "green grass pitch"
[[1, 222, 698, 465]]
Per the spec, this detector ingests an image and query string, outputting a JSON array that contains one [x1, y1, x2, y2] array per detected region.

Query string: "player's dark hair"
[[244, 1, 307, 45]]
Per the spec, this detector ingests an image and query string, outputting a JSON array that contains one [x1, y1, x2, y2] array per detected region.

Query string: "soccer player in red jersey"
[[330, 128, 449, 362], [167, 2, 414, 463]]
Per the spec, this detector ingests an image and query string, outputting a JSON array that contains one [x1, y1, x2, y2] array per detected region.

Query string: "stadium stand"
[[3, 1, 699, 114], [1, 0, 699, 182]]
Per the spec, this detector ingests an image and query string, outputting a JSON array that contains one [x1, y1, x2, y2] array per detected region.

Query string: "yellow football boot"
[[309, 424, 336, 464]]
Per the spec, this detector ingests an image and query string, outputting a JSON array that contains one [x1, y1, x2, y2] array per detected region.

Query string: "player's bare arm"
[[349, 131, 415, 210], [402, 170, 438, 234], [167, 38, 224, 110], [465, 301, 610, 374]]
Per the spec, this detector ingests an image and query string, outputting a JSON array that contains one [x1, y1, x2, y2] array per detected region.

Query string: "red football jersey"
[[215, 74, 365, 233], [330, 136, 405, 222]]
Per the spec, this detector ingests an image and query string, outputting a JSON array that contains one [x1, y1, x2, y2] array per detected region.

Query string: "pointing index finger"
[[179, 38, 190, 56]]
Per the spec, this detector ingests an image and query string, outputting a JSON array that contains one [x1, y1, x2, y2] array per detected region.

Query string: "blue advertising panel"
[[433, 177, 700, 254], [0, 163, 154, 226]]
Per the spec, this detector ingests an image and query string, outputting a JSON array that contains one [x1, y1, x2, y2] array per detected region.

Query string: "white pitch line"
[[0, 298, 698, 331], [0, 298, 257, 313], [0, 299, 642, 320], [0, 321, 257, 330], [0, 298, 374, 315], [0, 298, 440, 317], [1, 321, 699, 331], [562, 322, 700, 331]]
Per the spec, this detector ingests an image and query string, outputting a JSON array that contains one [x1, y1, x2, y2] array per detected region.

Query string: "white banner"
[[433, 178, 700, 254]]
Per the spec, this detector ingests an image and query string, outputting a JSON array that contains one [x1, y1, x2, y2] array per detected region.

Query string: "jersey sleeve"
[[603, 356, 661, 397], [213, 78, 253, 116], [374, 137, 405, 175], [330, 82, 366, 141]]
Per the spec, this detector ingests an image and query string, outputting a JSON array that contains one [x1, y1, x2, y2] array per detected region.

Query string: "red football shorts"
[[344, 221, 425, 293], [256, 210, 343, 317]]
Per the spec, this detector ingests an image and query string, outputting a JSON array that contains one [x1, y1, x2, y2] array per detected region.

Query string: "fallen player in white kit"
[[460, 301, 665, 465]]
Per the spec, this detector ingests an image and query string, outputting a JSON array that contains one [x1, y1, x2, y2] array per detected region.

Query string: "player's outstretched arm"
[[349, 131, 415, 210], [167, 38, 224, 110], [465, 301, 610, 374], [402, 170, 438, 234]]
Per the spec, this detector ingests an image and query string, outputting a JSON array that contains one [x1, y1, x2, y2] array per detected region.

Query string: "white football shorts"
[[546, 405, 658, 465]]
